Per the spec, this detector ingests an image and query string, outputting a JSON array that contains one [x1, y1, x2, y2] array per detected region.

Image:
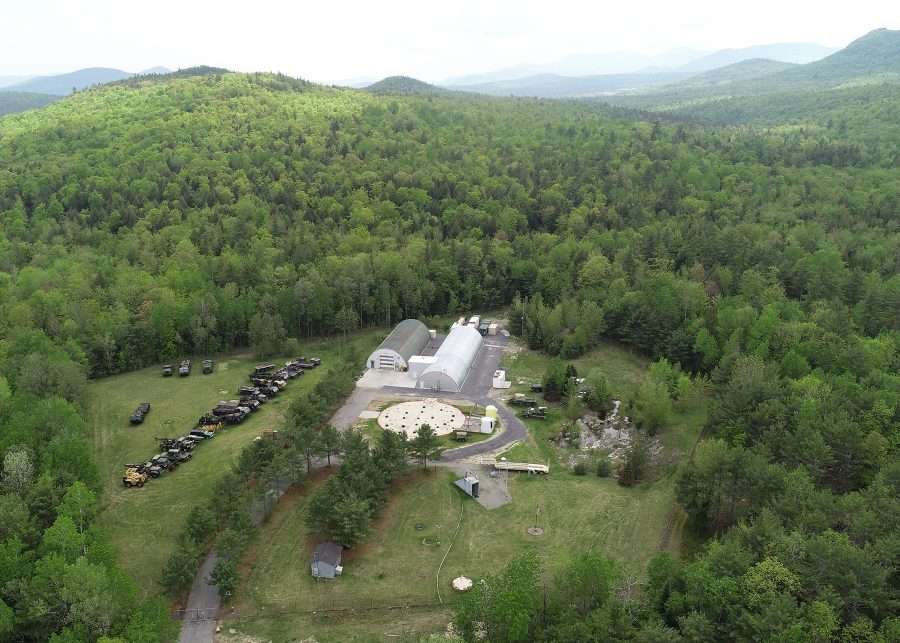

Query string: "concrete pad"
[[358, 410, 380, 420], [356, 369, 418, 389], [472, 467, 512, 509], [378, 399, 465, 438]]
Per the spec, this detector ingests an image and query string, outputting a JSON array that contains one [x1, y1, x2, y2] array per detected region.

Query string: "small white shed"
[[492, 369, 511, 389], [407, 355, 438, 378]]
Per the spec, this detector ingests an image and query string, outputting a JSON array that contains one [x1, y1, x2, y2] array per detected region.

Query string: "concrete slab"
[[448, 463, 511, 510], [471, 466, 511, 509], [357, 369, 417, 389], [358, 410, 380, 420]]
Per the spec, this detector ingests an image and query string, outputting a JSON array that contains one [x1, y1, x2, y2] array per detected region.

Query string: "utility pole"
[[522, 295, 527, 337]]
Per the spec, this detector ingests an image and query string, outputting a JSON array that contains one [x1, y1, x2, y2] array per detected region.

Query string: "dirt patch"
[[366, 397, 407, 412]]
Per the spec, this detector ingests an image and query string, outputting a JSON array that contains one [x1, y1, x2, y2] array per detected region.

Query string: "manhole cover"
[[414, 523, 426, 531], [527, 527, 544, 536]]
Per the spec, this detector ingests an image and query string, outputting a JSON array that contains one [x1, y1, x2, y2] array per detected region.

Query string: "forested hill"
[[0, 71, 899, 641], [674, 58, 797, 88], [777, 27, 900, 84], [364, 75, 450, 94], [0, 90, 58, 116]]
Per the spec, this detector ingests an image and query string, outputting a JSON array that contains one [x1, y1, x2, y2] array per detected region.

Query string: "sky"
[[3, 0, 898, 83]]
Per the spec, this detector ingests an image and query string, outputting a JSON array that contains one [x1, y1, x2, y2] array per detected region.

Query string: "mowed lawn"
[[229, 466, 677, 642], [90, 331, 382, 597], [502, 338, 651, 400]]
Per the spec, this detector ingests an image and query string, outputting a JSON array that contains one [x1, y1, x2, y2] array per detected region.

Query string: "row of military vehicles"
[[162, 358, 215, 377], [122, 357, 321, 488]]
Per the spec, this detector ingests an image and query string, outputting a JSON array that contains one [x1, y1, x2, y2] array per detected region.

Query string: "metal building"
[[417, 325, 482, 392], [366, 319, 431, 371]]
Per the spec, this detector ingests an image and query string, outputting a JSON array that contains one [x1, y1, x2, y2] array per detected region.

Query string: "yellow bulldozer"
[[122, 465, 148, 488]]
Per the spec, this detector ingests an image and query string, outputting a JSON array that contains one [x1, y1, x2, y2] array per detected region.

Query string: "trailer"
[[493, 461, 550, 474]]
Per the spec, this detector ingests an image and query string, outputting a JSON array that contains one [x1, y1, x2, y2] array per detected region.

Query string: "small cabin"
[[311, 542, 343, 579]]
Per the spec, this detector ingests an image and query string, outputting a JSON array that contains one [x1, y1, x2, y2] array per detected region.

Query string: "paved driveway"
[[177, 552, 220, 643]]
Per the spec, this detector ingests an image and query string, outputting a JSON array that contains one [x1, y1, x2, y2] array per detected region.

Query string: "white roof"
[[418, 325, 482, 391]]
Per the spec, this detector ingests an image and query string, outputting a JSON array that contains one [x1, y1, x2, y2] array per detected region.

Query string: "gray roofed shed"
[[311, 542, 343, 579], [367, 319, 431, 370]]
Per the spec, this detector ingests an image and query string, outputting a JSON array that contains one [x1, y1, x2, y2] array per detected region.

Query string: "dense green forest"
[[0, 91, 58, 117], [0, 67, 898, 641]]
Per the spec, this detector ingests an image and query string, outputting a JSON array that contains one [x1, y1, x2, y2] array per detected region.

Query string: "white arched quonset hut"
[[417, 325, 482, 392], [366, 319, 431, 371]]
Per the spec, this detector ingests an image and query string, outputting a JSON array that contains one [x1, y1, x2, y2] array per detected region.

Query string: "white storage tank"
[[480, 416, 495, 434], [485, 405, 498, 419]]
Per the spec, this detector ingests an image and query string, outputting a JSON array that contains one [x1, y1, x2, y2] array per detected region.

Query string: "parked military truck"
[[509, 393, 537, 406], [524, 406, 548, 419], [122, 465, 148, 487], [129, 402, 151, 425], [202, 359, 214, 374], [178, 359, 192, 376]]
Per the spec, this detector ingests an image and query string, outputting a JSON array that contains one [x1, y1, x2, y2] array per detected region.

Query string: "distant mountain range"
[[443, 49, 703, 86], [0, 76, 33, 89], [442, 41, 836, 94], [601, 28, 900, 112], [6, 67, 134, 95], [677, 43, 835, 72], [2, 66, 174, 96], [450, 71, 692, 98], [139, 66, 172, 75]]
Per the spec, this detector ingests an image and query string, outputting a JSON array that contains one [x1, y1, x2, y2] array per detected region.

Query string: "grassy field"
[[225, 338, 707, 642], [228, 466, 679, 642], [90, 331, 382, 597]]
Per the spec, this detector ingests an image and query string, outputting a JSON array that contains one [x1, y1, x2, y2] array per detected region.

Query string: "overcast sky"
[[3, 0, 898, 83]]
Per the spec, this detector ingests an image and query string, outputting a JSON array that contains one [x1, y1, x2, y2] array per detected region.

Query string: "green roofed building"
[[366, 319, 431, 371]]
